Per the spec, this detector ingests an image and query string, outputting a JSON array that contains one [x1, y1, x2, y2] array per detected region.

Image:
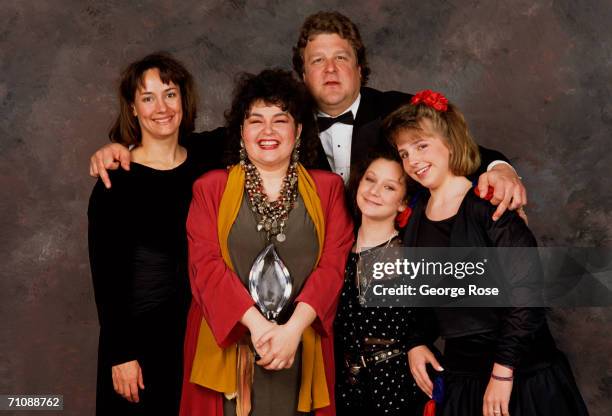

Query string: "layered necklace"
[[356, 231, 399, 306], [243, 159, 299, 242]]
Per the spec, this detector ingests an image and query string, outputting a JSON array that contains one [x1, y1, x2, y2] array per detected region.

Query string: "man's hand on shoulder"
[[89, 143, 131, 188], [477, 163, 527, 221]]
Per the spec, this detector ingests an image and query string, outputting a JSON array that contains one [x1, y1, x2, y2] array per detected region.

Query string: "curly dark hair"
[[346, 143, 412, 229], [109, 52, 197, 146], [292, 11, 371, 85], [223, 68, 319, 167]]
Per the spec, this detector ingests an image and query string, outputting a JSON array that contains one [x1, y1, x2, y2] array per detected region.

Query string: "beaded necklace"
[[242, 159, 299, 242]]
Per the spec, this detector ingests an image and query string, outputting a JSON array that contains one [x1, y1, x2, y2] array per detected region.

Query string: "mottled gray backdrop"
[[1, 0, 611, 415]]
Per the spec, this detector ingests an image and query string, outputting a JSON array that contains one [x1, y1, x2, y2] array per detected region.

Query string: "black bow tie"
[[317, 112, 354, 132]]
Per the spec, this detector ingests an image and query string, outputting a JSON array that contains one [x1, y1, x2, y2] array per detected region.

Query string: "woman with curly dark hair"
[[180, 69, 354, 416]]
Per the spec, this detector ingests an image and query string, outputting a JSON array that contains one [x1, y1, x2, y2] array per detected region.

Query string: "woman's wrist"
[[491, 373, 514, 381], [241, 306, 268, 333], [407, 344, 427, 353], [491, 362, 514, 380], [285, 302, 316, 334]]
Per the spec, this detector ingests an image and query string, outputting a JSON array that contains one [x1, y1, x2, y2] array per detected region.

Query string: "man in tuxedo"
[[292, 11, 525, 217], [90, 11, 526, 217]]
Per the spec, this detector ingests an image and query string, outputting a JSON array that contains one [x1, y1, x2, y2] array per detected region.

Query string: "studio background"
[[1, 1, 610, 415]]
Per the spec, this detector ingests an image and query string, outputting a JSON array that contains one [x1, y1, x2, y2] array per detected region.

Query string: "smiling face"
[[132, 68, 182, 141], [394, 118, 452, 191], [241, 101, 302, 172], [356, 158, 408, 223], [302, 33, 362, 116]]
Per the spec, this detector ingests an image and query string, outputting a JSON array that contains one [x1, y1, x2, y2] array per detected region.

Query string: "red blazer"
[[180, 168, 354, 416]]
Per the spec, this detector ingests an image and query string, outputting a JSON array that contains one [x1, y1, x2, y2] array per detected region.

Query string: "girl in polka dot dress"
[[334, 145, 433, 416]]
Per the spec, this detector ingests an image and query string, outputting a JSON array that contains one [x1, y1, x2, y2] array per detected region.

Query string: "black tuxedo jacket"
[[312, 86, 411, 170], [312, 86, 508, 177]]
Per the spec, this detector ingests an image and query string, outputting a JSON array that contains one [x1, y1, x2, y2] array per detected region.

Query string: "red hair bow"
[[410, 89, 449, 112]]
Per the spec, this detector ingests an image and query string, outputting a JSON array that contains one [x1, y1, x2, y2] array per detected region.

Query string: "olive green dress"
[[224, 194, 318, 416]]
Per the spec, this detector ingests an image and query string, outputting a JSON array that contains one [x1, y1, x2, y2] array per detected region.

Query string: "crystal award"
[[248, 244, 292, 322]]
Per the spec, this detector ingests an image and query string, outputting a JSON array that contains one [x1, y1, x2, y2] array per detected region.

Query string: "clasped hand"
[[252, 322, 302, 370], [242, 303, 315, 371]]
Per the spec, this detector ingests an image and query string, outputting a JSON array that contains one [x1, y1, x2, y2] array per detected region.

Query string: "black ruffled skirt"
[[438, 331, 589, 416]]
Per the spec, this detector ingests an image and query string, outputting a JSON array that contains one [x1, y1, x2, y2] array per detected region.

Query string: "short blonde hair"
[[383, 101, 481, 176]]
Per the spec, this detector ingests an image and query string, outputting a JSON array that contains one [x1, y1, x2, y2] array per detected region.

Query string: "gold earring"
[[239, 139, 247, 165], [292, 136, 301, 163]]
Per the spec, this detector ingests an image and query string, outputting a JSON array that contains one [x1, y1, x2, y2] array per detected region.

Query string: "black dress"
[[403, 190, 589, 416], [334, 236, 431, 416], [88, 151, 208, 415]]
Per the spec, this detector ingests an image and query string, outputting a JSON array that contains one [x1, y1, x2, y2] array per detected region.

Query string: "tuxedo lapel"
[[350, 87, 384, 166], [350, 119, 381, 166], [313, 87, 411, 171], [313, 137, 332, 171]]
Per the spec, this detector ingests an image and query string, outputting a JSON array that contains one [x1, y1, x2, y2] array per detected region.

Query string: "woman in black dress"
[[334, 145, 433, 416], [88, 53, 214, 415], [384, 90, 588, 416]]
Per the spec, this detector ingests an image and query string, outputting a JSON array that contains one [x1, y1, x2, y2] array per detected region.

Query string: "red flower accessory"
[[395, 206, 412, 228], [410, 90, 449, 112]]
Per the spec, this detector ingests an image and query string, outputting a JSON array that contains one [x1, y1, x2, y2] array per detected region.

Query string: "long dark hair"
[[109, 52, 197, 146]]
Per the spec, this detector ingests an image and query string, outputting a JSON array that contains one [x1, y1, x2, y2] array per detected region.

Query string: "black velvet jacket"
[[402, 190, 550, 369]]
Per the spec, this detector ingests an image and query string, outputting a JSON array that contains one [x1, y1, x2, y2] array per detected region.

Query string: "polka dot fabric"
[[334, 238, 429, 415]]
